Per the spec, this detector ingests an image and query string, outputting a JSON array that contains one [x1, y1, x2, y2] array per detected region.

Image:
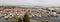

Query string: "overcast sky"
[[0, 0, 60, 6]]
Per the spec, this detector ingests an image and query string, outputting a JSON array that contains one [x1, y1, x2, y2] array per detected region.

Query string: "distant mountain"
[[0, 5, 59, 8]]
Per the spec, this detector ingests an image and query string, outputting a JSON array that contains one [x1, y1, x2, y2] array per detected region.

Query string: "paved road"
[[30, 15, 60, 22], [0, 15, 60, 22]]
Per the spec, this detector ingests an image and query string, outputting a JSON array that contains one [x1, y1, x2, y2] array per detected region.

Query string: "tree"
[[10, 17, 22, 22], [23, 13, 30, 22]]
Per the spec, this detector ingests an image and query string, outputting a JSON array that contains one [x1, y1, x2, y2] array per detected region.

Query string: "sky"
[[0, 0, 60, 6]]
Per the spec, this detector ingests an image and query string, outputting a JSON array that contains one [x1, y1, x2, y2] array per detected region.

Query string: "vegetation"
[[0, 6, 16, 9], [23, 13, 30, 22], [11, 13, 30, 22], [10, 17, 22, 22]]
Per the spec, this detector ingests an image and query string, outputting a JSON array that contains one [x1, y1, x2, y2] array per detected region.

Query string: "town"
[[0, 6, 60, 22]]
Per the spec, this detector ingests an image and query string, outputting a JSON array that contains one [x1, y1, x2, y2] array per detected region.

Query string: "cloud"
[[0, 0, 60, 6]]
